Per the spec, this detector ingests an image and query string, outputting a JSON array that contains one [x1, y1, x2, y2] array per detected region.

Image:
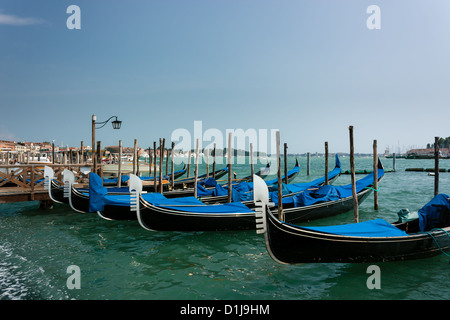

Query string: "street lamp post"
[[91, 114, 122, 173]]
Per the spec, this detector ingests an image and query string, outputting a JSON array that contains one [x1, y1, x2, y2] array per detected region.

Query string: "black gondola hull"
[[137, 198, 255, 231], [50, 180, 68, 204], [264, 209, 450, 263], [69, 187, 91, 213], [98, 204, 136, 221]]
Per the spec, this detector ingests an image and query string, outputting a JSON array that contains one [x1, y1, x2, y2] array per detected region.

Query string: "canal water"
[[1, 156, 449, 301]]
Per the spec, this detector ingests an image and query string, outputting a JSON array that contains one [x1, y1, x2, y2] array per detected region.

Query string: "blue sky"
[[1, 0, 449, 154]]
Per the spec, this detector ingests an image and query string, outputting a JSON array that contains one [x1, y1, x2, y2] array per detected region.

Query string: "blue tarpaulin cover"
[[300, 218, 408, 237], [153, 201, 253, 214], [89, 172, 108, 212], [89, 172, 253, 214], [142, 192, 253, 214], [198, 155, 342, 203], [284, 167, 384, 207], [418, 193, 450, 231], [139, 193, 253, 213]]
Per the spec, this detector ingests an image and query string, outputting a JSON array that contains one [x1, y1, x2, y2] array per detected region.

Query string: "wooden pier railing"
[[0, 163, 93, 204]]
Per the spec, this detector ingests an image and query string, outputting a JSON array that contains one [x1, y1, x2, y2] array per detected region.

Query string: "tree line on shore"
[[427, 137, 450, 149]]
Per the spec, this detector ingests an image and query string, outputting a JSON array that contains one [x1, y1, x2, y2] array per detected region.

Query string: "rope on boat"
[[425, 228, 450, 258], [364, 186, 380, 192]]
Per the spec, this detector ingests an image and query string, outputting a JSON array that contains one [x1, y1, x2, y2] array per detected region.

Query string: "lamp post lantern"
[[91, 114, 122, 173]]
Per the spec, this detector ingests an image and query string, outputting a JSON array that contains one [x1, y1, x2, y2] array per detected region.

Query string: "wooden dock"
[[0, 186, 49, 204], [0, 163, 92, 204]]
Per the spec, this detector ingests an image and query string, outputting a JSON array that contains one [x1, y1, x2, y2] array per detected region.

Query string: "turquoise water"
[[1, 156, 450, 300]]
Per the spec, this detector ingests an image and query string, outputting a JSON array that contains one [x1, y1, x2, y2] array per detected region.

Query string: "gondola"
[[147, 165, 230, 197], [130, 175, 257, 231], [271, 157, 384, 224], [199, 155, 341, 205], [96, 158, 337, 221], [133, 156, 372, 231], [44, 166, 129, 205], [150, 161, 274, 199], [63, 163, 266, 216], [253, 174, 450, 263], [131, 159, 338, 231], [44, 163, 199, 207]]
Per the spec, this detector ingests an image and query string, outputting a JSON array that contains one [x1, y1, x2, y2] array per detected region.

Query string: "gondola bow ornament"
[[253, 174, 273, 234]]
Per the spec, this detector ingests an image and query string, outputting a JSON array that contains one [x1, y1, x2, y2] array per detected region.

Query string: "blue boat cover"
[[268, 162, 343, 204], [277, 168, 384, 207], [89, 172, 108, 212], [102, 177, 118, 184], [89, 171, 253, 214], [418, 193, 450, 231], [138, 193, 253, 213], [141, 192, 253, 213], [152, 200, 253, 214], [197, 155, 342, 203], [300, 219, 408, 237]]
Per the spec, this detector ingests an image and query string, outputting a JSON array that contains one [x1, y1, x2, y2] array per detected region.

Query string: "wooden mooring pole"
[[349, 126, 359, 223], [133, 139, 137, 175], [276, 131, 284, 221], [325, 142, 329, 185], [97, 141, 102, 178], [153, 141, 157, 192], [250, 143, 254, 183], [227, 133, 232, 203], [194, 139, 199, 198], [393, 153, 396, 172], [435, 136, 439, 196], [92, 115, 96, 174], [307, 152, 310, 176], [187, 150, 191, 178], [373, 139, 378, 210], [159, 138, 165, 193], [148, 146, 153, 177], [171, 141, 175, 189], [165, 147, 169, 176], [284, 143, 288, 184], [80, 141, 84, 164], [212, 143, 216, 180], [206, 148, 209, 179], [118, 140, 122, 187]]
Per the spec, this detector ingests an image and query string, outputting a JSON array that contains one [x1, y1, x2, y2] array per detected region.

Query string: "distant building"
[[14, 142, 27, 153], [406, 148, 449, 159], [0, 140, 15, 152]]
